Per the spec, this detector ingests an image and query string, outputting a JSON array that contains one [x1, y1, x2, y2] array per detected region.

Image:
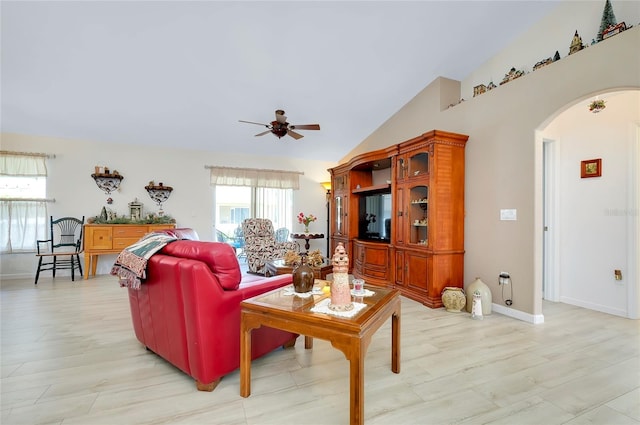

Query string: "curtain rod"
[[1, 198, 56, 202], [0, 150, 55, 159], [204, 165, 304, 175]]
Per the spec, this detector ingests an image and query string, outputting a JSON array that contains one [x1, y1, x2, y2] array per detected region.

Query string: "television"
[[358, 192, 392, 242]]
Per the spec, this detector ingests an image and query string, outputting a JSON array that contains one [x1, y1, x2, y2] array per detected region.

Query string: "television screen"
[[358, 193, 392, 242]]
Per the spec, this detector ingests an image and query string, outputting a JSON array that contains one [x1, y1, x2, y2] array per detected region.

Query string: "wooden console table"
[[83, 223, 175, 279], [290, 233, 324, 252]]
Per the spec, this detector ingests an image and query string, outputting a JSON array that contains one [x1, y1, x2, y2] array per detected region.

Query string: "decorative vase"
[[465, 277, 492, 315], [292, 256, 314, 293], [441, 287, 466, 312], [304, 225, 309, 233]]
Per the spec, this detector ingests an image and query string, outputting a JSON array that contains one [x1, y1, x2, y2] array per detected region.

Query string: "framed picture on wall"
[[581, 158, 602, 178]]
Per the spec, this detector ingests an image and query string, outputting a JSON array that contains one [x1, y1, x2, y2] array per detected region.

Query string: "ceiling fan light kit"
[[240, 109, 320, 140]]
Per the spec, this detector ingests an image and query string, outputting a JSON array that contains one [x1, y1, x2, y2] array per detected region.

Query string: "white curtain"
[[208, 166, 301, 189], [0, 152, 49, 253], [0, 152, 48, 176], [254, 188, 293, 230], [0, 200, 48, 253]]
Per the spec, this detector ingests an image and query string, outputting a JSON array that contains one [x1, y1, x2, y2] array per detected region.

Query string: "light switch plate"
[[500, 209, 517, 221]]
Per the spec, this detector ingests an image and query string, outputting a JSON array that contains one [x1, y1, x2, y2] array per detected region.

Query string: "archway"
[[536, 89, 639, 319]]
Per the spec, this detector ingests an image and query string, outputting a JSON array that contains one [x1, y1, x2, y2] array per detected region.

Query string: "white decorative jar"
[[441, 287, 466, 312], [465, 277, 492, 315]]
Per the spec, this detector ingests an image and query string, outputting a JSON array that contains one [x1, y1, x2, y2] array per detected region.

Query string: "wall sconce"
[[91, 167, 124, 200], [145, 181, 173, 216], [320, 181, 332, 200], [320, 181, 332, 255]]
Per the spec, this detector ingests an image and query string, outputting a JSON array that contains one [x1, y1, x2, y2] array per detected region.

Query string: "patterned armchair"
[[242, 218, 299, 275]]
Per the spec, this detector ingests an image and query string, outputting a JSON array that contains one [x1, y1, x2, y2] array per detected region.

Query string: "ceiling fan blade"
[[290, 124, 320, 131], [254, 130, 272, 137], [239, 120, 270, 127], [287, 129, 304, 140]]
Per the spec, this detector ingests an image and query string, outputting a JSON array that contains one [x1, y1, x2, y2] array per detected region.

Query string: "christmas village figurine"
[[329, 242, 353, 311], [473, 81, 496, 97], [499, 67, 525, 86], [467, 1, 631, 100], [598, 0, 628, 41], [568, 30, 585, 55], [533, 51, 561, 71]]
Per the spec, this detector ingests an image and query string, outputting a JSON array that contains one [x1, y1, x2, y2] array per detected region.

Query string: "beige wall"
[[344, 20, 640, 320], [0, 134, 335, 278]]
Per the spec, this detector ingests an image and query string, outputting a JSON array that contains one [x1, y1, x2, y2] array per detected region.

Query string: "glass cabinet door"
[[407, 152, 429, 178], [334, 195, 344, 235], [409, 185, 428, 245]]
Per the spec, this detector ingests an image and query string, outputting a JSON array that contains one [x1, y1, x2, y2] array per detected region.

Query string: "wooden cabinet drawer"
[[86, 227, 113, 250], [113, 237, 143, 249], [148, 225, 175, 233], [363, 266, 387, 279], [112, 226, 147, 238]]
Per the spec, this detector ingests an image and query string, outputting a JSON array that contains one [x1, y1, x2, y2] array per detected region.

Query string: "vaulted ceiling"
[[1, 1, 561, 162]]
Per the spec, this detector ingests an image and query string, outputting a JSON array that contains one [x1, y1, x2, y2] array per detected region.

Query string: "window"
[[0, 152, 49, 253], [209, 166, 300, 238], [214, 186, 293, 237], [215, 186, 251, 237]]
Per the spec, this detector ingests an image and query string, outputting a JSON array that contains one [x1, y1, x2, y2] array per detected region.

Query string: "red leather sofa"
[[126, 228, 297, 391]]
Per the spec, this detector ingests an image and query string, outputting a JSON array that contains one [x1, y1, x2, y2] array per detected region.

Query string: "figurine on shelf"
[[500, 67, 525, 85], [568, 30, 585, 55]]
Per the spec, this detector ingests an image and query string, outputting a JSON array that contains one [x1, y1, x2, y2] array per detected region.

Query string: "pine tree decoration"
[[598, 0, 617, 41]]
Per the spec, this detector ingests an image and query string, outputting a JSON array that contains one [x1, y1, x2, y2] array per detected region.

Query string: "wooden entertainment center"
[[328, 130, 468, 307]]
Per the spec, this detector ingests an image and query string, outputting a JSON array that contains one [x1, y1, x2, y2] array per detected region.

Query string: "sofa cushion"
[[153, 227, 199, 241], [162, 240, 241, 290]]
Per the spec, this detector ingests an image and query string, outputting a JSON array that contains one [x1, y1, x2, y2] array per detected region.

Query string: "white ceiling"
[[1, 1, 561, 162]]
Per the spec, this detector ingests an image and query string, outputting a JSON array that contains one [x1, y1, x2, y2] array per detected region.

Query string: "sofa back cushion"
[[153, 227, 200, 241], [162, 241, 241, 290]]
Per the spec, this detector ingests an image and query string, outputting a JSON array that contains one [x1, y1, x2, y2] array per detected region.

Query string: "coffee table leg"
[[349, 339, 365, 425], [240, 314, 252, 397], [392, 305, 401, 373]]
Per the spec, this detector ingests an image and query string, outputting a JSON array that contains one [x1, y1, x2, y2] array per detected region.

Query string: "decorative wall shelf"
[[145, 182, 173, 216], [91, 171, 124, 195]]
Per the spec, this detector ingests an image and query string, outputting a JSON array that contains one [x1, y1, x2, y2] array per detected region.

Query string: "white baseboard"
[[492, 303, 545, 324]]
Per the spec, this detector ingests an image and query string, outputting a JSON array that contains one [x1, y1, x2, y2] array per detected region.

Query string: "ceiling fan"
[[239, 109, 320, 140]]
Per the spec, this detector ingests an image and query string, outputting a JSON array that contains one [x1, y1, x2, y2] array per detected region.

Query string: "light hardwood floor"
[[1, 274, 639, 425]]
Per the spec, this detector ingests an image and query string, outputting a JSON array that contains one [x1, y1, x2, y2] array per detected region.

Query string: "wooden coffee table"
[[240, 283, 401, 425], [264, 258, 332, 280]]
